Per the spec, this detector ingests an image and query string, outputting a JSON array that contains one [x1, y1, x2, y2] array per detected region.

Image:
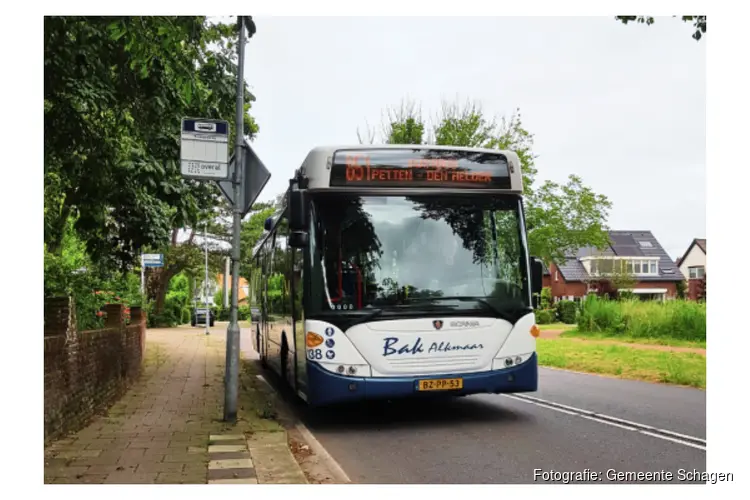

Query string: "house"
[[216, 273, 252, 305], [677, 238, 706, 300], [548, 230, 685, 301], [542, 261, 552, 289]]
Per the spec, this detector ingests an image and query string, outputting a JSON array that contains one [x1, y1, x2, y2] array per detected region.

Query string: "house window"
[[555, 271, 559, 282], [689, 266, 705, 279], [585, 257, 659, 277], [638, 241, 653, 248], [630, 259, 658, 276]]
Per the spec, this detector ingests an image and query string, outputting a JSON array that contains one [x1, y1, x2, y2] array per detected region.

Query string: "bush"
[[181, 307, 192, 325], [216, 307, 230, 321], [535, 309, 556, 325], [556, 300, 578, 324], [577, 296, 706, 342], [238, 305, 251, 321], [540, 287, 552, 309], [533, 286, 553, 310], [148, 296, 184, 328]]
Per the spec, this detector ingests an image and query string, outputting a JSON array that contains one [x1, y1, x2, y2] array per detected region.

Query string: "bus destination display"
[[329, 149, 511, 189]]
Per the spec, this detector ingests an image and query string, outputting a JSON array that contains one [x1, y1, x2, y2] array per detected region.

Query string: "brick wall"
[[688, 278, 705, 300], [44, 297, 146, 445], [548, 263, 589, 299]]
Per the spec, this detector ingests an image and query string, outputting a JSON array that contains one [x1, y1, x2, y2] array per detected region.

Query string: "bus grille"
[[383, 354, 481, 373]]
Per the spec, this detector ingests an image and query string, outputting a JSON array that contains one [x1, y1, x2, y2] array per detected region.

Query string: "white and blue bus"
[[252, 145, 544, 406]]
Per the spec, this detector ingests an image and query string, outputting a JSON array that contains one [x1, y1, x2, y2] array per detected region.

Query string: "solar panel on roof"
[[611, 244, 644, 257], [610, 234, 637, 245], [609, 234, 645, 257]]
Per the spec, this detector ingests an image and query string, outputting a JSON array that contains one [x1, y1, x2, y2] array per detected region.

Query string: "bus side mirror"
[[289, 189, 308, 231], [289, 231, 309, 249], [530, 257, 544, 308], [264, 217, 273, 231]]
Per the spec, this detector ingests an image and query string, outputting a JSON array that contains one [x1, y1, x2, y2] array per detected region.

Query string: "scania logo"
[[432, 320, 443, 330], [450, 320, 480, 328]]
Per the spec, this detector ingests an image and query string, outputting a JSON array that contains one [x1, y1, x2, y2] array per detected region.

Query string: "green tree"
[[239, 201, 277, 279], [614, 16, 706, 41], [360, 98, 612, 264], [676, 279, 687, 299], [44, 16, 258, 272], [609, 266, 637, 299]]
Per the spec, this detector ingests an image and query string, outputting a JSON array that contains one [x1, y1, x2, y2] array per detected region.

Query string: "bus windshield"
[[310, 194, 530, 317]]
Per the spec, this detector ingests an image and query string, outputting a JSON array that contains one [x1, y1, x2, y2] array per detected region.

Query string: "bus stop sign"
[[180, 118, 231, 180]]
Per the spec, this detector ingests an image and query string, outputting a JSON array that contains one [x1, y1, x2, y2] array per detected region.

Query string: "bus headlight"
[[492, 353, 533, 371], [323, 363, 370, 377]]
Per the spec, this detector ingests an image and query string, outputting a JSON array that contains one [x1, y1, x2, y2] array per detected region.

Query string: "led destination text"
[[343, 155, 493, 185]]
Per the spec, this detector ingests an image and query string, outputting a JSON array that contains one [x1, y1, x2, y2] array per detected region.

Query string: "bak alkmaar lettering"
[[382, 337, 483, 356]]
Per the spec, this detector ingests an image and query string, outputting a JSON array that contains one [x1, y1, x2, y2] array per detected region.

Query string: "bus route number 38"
[[307, 348, 323, 360]]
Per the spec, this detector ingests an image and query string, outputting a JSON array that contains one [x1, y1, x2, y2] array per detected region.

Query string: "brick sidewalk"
[[44, 326, 307, 484]]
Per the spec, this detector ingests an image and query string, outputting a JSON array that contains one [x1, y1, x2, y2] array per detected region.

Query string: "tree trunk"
[[150, 229, 188, 316], [153, 267, 179, 316], [45, 204, 72, 255]]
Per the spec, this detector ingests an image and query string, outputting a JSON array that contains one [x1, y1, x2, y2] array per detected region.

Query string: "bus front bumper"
[[306, 353, 538, 406]]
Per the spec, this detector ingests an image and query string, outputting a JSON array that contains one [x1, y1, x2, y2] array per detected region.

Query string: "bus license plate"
[[417, 378, 463, 391]]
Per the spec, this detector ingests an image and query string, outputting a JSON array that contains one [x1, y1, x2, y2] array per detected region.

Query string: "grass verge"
[[537, 322, 576, 331], [577, 297, 705, 343], [235, 358, 287, 432], [536, 338, 706, 389], [558, 330, 706, 349]]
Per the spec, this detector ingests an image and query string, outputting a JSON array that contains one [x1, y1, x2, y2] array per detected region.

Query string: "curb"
[[207, 434, 257, 484], [246, 430, 308, 484]]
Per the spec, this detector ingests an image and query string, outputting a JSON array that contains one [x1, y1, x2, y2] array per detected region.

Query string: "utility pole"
[[224, 15, 248, 423], [205, 221, 210, 335]]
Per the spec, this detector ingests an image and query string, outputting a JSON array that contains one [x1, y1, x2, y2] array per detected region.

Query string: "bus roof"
[[295, 144, 524, 194]]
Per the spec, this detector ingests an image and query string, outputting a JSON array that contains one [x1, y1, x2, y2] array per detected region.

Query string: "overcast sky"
[[239, 16, 705, 260]]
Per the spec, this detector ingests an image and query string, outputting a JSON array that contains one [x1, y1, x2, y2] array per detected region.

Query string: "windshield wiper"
[[354, 307, 384, 322]]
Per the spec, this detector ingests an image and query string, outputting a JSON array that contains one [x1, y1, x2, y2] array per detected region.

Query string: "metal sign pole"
[[223, 257, 230, 308], [205, 222, 210, 335], [140, 254, 145, 295], [224, 15, 246, 423]]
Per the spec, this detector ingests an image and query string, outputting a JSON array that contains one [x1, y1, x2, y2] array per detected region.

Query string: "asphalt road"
[[292, 368, 706, 484], [238, 329, 707, 484]]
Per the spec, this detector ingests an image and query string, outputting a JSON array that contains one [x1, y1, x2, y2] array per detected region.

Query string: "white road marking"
[[505, 395, 577, 416], [639, 431, 707, 451], [503, 393, 706, 451], [579, 414, 637, 431]]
